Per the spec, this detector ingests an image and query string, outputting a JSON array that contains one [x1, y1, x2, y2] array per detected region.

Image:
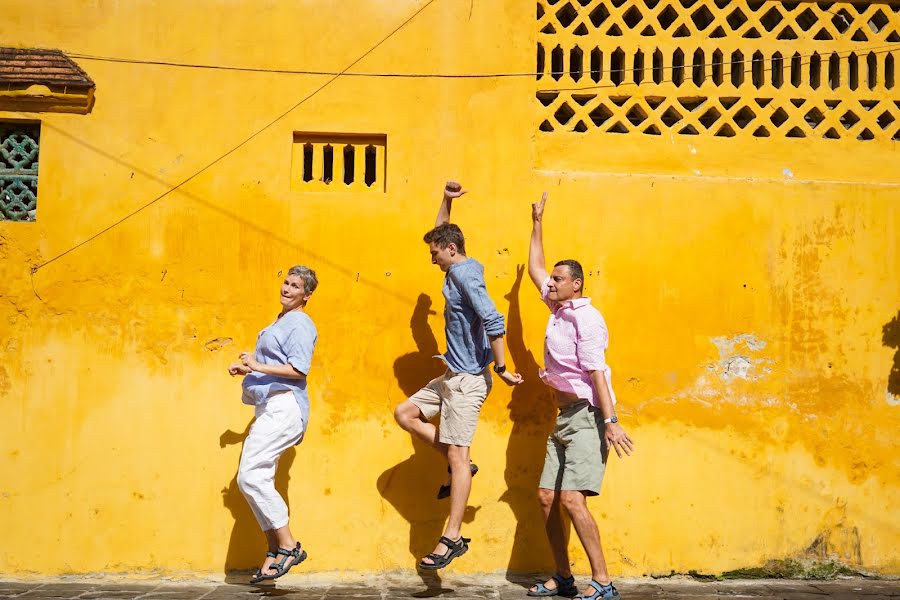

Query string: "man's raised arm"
[[528, 192, 550, 290], [435, 181, 468, 227]]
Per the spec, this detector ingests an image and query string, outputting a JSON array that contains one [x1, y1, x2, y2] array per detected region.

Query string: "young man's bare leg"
[[560, 491, 611, 589], [529, 489, 574, 593], [394, 400, 448, 456], [421, 444, 471, 564]]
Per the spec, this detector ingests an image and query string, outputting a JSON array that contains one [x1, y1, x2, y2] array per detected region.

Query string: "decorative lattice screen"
[[536, 0, 900, 141], [0, 122, 40, 222]]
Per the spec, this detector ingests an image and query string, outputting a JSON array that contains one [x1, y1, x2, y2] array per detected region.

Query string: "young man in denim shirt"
[[394, 181, 523, 570]]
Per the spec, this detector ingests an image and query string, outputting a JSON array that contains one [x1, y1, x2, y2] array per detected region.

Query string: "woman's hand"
[[239, 352, 261, 372], [228, 361, 251, 376]]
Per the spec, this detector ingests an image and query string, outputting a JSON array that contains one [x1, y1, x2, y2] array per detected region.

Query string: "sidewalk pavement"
[[1, 577, 898, 600]]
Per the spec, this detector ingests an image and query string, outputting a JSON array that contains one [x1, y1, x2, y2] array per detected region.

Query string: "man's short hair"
[[423, 223, 466, 255], [555, 259, 585, 291]]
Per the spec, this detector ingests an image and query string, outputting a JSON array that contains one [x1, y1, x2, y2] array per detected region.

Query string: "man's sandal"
[[418, 536, 470, 570], [249, 551, 278, 584], [259, 542, 307, 581], [576, 580, 620, 600], [527, 574, 578, 597], [437, 463, 479, 500]]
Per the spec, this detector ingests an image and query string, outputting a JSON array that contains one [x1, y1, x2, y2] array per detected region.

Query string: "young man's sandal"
[[437, 463, 479, 499], [577, 580, 620, 600], [527, 573, 578, 597], [418, 535, 470, 570], [259, 542, 307, 581]]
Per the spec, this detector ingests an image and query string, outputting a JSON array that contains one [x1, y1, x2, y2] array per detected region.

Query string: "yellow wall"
[[0, 0, 898, 578]]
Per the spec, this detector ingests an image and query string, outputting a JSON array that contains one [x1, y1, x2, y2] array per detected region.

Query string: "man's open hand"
[[532, 191, 548, 222]]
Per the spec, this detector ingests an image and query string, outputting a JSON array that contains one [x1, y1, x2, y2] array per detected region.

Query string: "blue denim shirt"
[[242, 311, 317, 429], [439, 258, 506, 374]]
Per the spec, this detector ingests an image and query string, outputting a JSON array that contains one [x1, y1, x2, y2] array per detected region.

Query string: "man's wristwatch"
[[493, 363, 506, 374], [603, 415, 618, 424]]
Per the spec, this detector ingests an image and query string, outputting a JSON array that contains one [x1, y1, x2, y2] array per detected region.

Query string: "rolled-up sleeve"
[[281, 321, 317, 376], [458, 274, 506, 337], [575, 312, 608, 372]]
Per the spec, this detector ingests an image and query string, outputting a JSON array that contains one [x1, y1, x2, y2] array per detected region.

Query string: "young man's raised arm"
[[528, 192, 550, 290], [435, 181, 467, 227]]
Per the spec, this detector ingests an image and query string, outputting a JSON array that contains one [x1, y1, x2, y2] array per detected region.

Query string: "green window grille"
[[0, 122, 40, 222]]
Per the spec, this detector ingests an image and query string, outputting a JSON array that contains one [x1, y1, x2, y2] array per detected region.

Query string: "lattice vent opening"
[[0, 120, 40, 222], [535, 0, 900, 141]]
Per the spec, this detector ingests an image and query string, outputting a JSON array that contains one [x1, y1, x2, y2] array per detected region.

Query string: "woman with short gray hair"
[[227, 265, 319, 583]]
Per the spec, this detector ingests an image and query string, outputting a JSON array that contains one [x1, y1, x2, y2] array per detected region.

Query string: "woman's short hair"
[[287, 265, 318, 293]]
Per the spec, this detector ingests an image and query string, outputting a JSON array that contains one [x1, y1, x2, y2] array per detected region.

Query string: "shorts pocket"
[[458, 372, 489, 403], [575, 404, 601, 432]]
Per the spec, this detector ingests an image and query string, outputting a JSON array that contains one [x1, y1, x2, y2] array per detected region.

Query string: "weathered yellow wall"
[[0, 0, 898, 578]]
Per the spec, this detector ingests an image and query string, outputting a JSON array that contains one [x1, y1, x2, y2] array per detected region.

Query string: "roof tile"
[[0, 47, 94, 89]]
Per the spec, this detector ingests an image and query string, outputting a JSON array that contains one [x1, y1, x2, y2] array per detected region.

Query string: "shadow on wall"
[[393, 294, 446, 397], [378, 293, 479, 595], [501, 265, 558, 580], [220, 420, 297, 579], [882, 310, 900, 397]]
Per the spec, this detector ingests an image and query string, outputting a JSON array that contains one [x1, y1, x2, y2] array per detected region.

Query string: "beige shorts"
[[409, 369, 492, 447], [539, 400, 609, 496]]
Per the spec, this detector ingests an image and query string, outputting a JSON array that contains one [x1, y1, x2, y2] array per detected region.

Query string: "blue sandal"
[[527, 573, 577, 597], [576, 580, 620, 600], [249, 551, 278, 584], [259, 542, 307, 581]]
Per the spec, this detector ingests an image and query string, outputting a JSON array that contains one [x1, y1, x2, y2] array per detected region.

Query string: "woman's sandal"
[[576, 580, 620, 600], [418, 535, 470, 570], [527, 573, 578, 597], [259, 542, 307, 581], [249, 551, 278, 584], [437, 463, 479, 499]]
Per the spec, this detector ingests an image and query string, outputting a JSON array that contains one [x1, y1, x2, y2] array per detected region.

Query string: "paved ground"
[[0, 578, 897, 600]]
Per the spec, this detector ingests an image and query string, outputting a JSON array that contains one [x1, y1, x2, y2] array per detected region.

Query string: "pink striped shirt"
[[538, 277, 617, 407]]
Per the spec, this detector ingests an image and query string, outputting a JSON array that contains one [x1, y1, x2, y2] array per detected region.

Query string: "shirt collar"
[[446, 257, 472, 274], [557, 296, 592, 310]]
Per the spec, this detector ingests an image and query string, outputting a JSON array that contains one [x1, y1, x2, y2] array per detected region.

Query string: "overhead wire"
[[66, 42, 899, 90]]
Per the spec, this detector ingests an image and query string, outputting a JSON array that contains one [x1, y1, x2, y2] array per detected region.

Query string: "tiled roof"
[[0, 47, 94, 89]]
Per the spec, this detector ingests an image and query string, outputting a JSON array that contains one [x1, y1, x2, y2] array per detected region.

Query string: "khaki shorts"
[[409, 369, 492, 447], [539, 400, 609, 496]]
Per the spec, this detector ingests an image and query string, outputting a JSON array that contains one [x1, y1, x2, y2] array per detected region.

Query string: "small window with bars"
[[0, 121, 40, 222], [291, 133, 387, 192]]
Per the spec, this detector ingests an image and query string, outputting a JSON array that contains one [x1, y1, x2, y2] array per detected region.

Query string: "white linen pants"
[[237, 391, 304, 531]]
